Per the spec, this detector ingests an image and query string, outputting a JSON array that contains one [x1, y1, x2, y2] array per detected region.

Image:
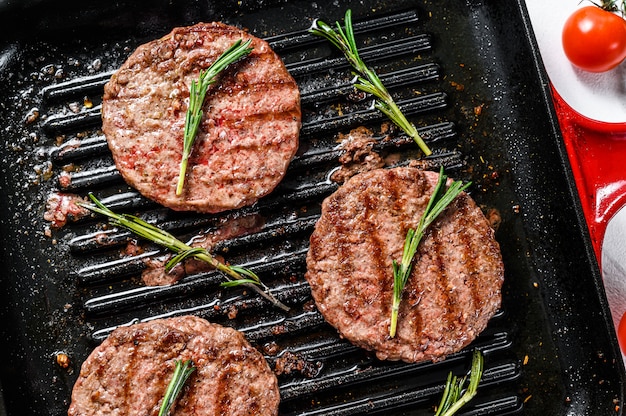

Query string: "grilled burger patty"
[[68, 315, 279, 416], [102, 22, 301, 213], [305, 167, 504, 363]]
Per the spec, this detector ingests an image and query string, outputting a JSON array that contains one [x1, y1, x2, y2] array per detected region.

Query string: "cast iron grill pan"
[[0, 0, 623, 415]]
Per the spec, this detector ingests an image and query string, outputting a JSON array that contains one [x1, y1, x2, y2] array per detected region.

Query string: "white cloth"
[[603, 209, 626, 354]]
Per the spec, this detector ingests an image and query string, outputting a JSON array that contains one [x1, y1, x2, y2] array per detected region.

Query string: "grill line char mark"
[[427, 221, 456, 338], [197, 111, 299, 148], [455, 197, 482, 313], [143, 328, 175, 413], [216, 359, 233, 414], [329, 187, 357, 318], [381, 168, 406, 319], [362, 177, 389, 316], [121, 329, 134, 415], [206, 81, 299, 113], [155, 329, 191, 414]]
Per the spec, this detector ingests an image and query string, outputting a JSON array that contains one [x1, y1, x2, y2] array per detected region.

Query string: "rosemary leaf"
[[221, 279, 262, 287], [165, 247, 208, 273], [434, 350, 484, 416], [159, 359, 196, 416], [310, 9, 432, 156], [79, 194, 290, 312], [389, 167, 470, 337], [176, 39, 253, 196], [228, 265, 262, 284]]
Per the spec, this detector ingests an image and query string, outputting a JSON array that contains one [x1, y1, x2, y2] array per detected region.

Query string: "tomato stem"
[[597, 0, 626, 18]]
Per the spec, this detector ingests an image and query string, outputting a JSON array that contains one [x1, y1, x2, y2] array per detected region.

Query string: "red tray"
[[552, 85, 626, 266]]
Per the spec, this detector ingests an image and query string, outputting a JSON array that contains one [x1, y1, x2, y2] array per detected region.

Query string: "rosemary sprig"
[[389, 166, 470, 337], [309, 9, 432, 156], [434, 350, 484, 416], [158, 359, 196, 416], [176, 38, 254, 196], [79, 194, 290, 312]]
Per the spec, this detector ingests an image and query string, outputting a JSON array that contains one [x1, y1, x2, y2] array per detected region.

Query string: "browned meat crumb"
[[330, 126, 385, 183], [43, 193, 89, 229], [273, 351, 322, 378], [141, 213, 264, 286]]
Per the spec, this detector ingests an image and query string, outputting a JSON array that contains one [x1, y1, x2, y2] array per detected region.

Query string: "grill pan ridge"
[[0, 0, 623, 415]]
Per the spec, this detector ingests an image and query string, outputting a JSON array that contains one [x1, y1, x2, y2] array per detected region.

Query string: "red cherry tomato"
[[562, 5, 626, 72], [618, 311, 626, 354]]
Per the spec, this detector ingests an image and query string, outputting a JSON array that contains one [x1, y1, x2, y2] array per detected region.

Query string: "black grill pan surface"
[[0, 0, 624, 415]]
